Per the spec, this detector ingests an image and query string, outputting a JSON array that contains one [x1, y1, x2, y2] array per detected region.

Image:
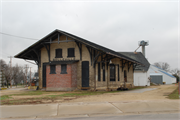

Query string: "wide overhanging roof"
[[15, 29, 143, 65]]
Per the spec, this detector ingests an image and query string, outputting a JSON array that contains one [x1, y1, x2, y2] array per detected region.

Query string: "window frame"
[[61, 64, 67, 74], [98, 63, 101, 81], [67, 48, 75, 57], [50, 65, 56, 74], [55, 48, 62, 58], [124, 70, 127, 82], [110, 64, 116, 81], [102, 63, 105, 82]]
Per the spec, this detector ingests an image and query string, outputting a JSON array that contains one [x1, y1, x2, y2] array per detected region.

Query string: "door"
[[124, 70, 127, 82], [82, 61, 89, 87], [150, 75, 163, 84], [43, 64, 46, 87], [102, 63, 105, 81]]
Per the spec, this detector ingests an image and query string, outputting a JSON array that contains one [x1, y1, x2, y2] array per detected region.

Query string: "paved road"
[[3, 113, 179, 120]]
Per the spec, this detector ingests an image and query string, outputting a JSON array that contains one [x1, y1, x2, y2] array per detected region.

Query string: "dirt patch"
[[1, 84, 178, 105], [11, 93, 65, 99], [0, 88, 28, 96], [65, 84, 178, 103]]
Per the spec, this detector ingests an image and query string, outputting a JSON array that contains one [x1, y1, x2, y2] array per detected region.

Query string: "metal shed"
[[150, 73, 163, 84]]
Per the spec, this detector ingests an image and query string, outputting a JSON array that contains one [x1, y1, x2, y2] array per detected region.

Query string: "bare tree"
[[154, 62, 170, 72], [0, 59, 7, 87], [170, 68, 180, 83], [12, 64, 24, 87], [3, 64, 11, 88], [0, 59, 6, 69], [1, 59, 25, 88]]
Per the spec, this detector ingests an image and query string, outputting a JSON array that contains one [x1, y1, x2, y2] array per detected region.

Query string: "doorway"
[[42, 64, 46, 87], [82, 61, 89, 87], [124, 70, 127, 82]]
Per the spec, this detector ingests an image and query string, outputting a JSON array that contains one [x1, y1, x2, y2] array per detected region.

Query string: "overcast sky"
[[0, 0, 179, 73]]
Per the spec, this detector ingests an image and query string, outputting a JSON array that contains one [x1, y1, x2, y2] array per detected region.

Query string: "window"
[[124, 70, 127, 82], [68, 48, 75, 57], [61, 64, 67, 74], [56, 49, 62, 58], [50, 65, 56, 74], [110, 64, 115, 81], [118, 65, 120, 81], [102, 63, 105, 81], [98, 63, 101, 81]]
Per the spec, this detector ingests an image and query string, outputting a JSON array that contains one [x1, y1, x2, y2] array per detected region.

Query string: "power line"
[[0, 32, 38, 41]]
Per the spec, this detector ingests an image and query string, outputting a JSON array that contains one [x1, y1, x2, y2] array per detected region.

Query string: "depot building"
[[15, 29, 143, 91]]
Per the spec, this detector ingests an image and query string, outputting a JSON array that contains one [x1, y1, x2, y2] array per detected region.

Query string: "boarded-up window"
[[50, 65, 56, 74], [68, 48, 75, 57], [56, 49, 62, 58], [61, 64, 67, 74], [110, 64, 115, 81]]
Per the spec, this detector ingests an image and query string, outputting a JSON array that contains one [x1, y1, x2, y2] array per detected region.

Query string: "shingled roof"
[[15, 29, 143, 65], [118, 52, 150, 71]]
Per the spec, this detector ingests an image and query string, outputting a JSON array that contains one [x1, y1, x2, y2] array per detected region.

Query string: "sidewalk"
[[0, 100, 179, 119]]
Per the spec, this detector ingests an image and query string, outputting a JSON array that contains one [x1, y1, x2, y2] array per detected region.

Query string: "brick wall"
[[46, 63, 77, 91]]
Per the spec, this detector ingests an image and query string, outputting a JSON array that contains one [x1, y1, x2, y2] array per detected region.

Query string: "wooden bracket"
[[128, 62, 133, 72], [93, 51, 100, 68], [42, 43, 50, 62], [75, 41, 82, 60], [122, 59, 128, 72]]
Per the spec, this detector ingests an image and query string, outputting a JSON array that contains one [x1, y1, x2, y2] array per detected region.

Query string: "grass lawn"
[[0, 95, 13, 100], [0, 86, 148, 105], [168, 87, 179, 99]]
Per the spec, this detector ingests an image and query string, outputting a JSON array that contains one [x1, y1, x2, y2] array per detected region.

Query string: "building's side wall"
[[95, 57, 134, 90], [50, 35, 80, 61], [46, 64, 77, 91], [172, 78, 176, 83], [39, 35, 80, 89], [39, 34, 134, 90], [134, 71, 150, 86], [71, 63, 78, 88], [0, 71, 2, 88], [161, 73, 173, 84], [39, 47, 49, 89], [150, 65, 173, 84]]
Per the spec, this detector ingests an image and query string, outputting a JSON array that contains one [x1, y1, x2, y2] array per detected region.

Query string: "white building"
[[119, 52, 150, 86], [0, 70, 2, 89], [149, 65, 176, 84]]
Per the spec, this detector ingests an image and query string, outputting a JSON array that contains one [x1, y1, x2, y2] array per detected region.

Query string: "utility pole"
[[30, 67, 32, 86], [8, 56, 13, 88], [23, 73, 25, 87]]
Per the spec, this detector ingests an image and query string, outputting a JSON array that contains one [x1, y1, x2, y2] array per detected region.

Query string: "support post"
[[94, 64, 96, 91]]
